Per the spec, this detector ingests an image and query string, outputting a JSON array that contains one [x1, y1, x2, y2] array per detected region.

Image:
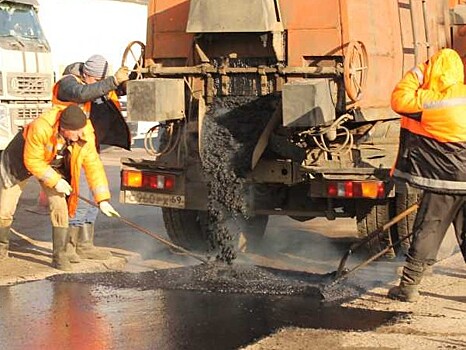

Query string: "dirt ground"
[[1, 148, 465, 350], [242, 252, 466, 350]]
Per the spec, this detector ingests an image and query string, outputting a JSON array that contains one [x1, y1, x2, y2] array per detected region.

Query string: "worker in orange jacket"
[[0, 105, 120, 270], [52, 54, 131, 262], [389, 48, 466, 302]]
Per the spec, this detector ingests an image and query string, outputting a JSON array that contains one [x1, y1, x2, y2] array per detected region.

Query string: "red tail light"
[[122, 170, 175, 190], [327, 181, 385, 198]]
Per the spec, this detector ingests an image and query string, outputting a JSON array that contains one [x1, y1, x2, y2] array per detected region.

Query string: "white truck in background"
[[0, 0, 53, 150]]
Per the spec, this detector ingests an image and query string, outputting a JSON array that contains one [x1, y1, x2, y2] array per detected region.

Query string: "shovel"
[[78, 195, 211, 264], [328, 202, 419, 288]]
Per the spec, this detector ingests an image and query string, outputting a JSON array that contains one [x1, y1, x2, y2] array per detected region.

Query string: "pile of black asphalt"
[[49, 262, 365, 302]]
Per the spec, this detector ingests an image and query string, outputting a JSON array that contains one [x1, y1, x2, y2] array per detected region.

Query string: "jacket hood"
[[423, 49, 464, 92], [62, 62, 83, 77], [40, 107, 62, 127]]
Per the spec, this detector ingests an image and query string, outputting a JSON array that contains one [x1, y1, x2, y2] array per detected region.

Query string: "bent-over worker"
[[0, 105, 119, 270]]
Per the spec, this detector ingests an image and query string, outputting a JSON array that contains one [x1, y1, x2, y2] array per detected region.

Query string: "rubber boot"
[[65, 226, 81, 263], [52, 227, 72, 271], [76, 223, 111, 260], [424, 264, 434, 277], [388, 255, 424, 302], [0, 226, 11, 260]]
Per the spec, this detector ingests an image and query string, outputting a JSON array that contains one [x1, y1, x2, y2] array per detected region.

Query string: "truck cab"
[[0, 0, 53, 150]]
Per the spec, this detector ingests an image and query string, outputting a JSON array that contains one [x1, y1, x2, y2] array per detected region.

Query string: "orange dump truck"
[[119, 0, 466, 253]]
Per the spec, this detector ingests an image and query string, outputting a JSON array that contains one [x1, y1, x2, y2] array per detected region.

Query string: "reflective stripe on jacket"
[[391, 48, 466, 194], [22, 107, 110, 217]]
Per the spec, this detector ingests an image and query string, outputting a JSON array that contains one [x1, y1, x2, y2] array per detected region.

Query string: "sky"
[[36, 0, 147, 76]]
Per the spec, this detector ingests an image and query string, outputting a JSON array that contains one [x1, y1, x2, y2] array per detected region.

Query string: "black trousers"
[[409, 192, 466, 264]]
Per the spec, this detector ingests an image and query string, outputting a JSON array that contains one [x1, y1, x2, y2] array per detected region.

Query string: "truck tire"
[[162, 208, 210, 252], [289, 216, 315, 222], [437, 225, 459, 261], [237, 215, 269, 252], [356, 199, 396, 257], [395, 192, 421, 255], [395, 193, 457, 260]]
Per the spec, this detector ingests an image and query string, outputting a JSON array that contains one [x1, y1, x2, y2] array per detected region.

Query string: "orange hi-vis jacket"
[[391, 48, 466, 193], [22, 107, 111, 217]]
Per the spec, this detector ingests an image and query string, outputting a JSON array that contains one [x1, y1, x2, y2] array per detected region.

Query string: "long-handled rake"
[[78, 195, 211, 264], [328, 202, 419, 288]]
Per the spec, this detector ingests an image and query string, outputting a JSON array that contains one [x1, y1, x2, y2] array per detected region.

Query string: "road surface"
[[0, 147, 464, 350]]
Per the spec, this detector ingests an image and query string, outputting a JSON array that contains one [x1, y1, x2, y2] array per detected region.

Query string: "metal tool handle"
[[78, 195, 210, 264], [334, 202, 419, 280], [329, 229, 416, 288]]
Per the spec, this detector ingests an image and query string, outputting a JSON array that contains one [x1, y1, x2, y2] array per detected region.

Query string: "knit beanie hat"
[[83, 54, 108, 79], [60, 105, 87, 130]]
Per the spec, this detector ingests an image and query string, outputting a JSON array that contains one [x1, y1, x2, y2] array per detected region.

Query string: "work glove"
[[114, 66, 130, 85], [99, 201, 120, 218], [54, 179, 72, 196]]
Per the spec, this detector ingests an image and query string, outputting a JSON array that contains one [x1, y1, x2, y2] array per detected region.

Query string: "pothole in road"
[[1, 263, 407, 350], [48, 263, 405, 347], [47, 262, 383, 302]]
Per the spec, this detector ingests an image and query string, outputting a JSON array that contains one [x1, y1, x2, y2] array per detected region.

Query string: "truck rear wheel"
[[162, 208, 210, 252], [395, 191, 457, 260], [395, 192, 421, 254], [237, 215, 269, 252], [356, 199, 396, 257], [437, 225, 459, 261], [162, 208, 269, 254]]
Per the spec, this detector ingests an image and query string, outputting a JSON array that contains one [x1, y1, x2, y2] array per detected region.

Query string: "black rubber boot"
[[388, 284, 420, 302], [65, 226, 81, 263], [52, 227, 72, 271], [388, 255, 425, 302], [76, 223, 111, 260], [0, 226, 11, 260]]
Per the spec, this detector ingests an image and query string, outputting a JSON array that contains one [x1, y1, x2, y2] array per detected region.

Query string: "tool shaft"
[[78, 195, 209, 264], [332, 202, 419, 282]]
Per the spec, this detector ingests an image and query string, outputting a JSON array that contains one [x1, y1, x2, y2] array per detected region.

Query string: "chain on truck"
[[119, 0, 466, 255], [0, 0, 52, 150]]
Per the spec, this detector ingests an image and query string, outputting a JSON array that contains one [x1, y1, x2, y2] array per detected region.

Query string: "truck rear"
[[0, 0, 53, 150], [120, 0, 466, 255]]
